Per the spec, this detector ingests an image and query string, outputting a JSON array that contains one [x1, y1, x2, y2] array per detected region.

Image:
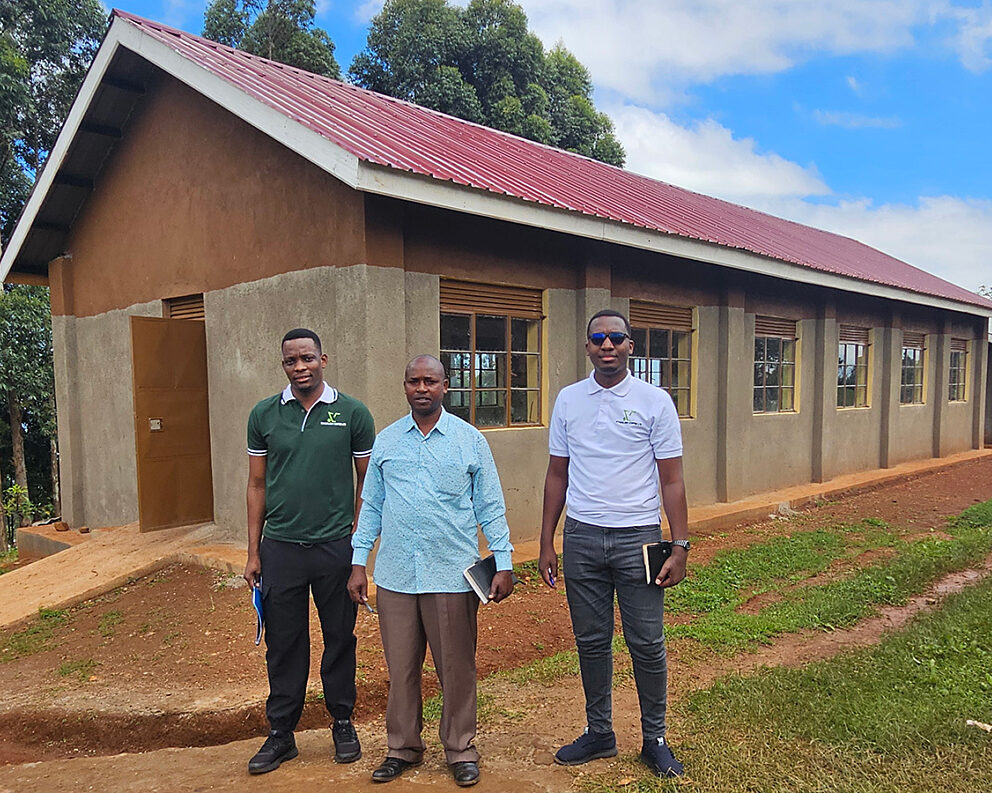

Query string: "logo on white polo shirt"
[[616, 408, 642, 426]]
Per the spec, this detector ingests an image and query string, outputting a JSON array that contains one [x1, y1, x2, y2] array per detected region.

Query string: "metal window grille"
[[439, 280, 542, 428], [900, 332, 925, 404], [753, 316, 797, 413], [949, 339, 968, 402], [837, 333, 869, 409], [628, 301, 693, 417]]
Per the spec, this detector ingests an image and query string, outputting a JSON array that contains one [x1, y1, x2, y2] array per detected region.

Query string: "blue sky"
[[107, 1, 992, 293]]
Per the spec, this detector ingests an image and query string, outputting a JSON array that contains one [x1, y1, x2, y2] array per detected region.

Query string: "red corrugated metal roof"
[[113, 10, 991, 310]]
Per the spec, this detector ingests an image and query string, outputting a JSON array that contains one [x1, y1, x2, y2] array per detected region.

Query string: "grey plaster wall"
[[204, 265, 452, 543], [204, 267, 339, 542], [739, 317, 817, 496], [821, 323, 885, 479], [888, 331, 938, 465], [54, 300, 162, 529], [681, 305, 720, 505]]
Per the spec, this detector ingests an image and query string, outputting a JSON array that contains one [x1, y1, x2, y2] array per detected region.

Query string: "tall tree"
[[202, 0, 340, 77], [350, 0, 624, 166], [0, 285, 54, 527], [0, 0, 106, 243]]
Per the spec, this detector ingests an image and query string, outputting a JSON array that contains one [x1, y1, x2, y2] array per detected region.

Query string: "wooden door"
[[131, 316, 214, 531]]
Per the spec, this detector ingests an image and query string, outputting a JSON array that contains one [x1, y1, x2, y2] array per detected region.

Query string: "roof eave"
[[1, 15, 362, 282], [356, 162, 992, 319]]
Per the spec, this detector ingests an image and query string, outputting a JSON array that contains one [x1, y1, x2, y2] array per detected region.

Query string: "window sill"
[[480, 424, 545, 433]]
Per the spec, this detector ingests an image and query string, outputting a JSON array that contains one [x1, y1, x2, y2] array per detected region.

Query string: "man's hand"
[[488, 570, 514, 603], [654, 547, 687, 588], [539, 545, 558, 588], [347, 565, 369, 604], [244, 555, 261, 589]]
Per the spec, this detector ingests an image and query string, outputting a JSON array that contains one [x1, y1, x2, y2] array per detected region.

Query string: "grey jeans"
[[562, 516, 668, 741]]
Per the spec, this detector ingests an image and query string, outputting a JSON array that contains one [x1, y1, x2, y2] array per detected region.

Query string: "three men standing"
[[244, 328, 375, 774], [349, 355, 514, 787], [244, 312, 688, 781], [540, 309, 690, 778]]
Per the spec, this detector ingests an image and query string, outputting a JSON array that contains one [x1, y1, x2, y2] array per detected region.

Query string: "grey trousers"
[[562, 517, 669, 741], [377, 588, 481, 764]]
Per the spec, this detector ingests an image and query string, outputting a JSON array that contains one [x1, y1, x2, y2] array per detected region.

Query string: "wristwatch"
[[672, 540, 691, 552]]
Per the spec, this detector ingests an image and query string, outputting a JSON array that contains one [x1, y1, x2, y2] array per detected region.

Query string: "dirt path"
[[2, 552, 990, 793], [0, 456, 990, 785]]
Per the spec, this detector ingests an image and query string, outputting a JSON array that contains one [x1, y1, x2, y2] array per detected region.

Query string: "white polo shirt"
[[548, 371, 683, 527]]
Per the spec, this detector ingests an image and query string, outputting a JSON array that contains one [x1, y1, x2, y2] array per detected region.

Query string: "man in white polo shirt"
[[539, 309, 690, 778]]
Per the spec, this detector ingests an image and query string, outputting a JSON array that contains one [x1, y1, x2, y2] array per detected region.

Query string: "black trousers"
[[259, 536, 358, 732]]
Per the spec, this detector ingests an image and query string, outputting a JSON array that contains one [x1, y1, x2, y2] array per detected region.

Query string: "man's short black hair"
[[282, 328, 321, 353], [587, 309, 632, 336]]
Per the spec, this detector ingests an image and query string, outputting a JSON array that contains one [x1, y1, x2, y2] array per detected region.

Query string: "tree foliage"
[[202, 0, 339, 78], [0, 285, 55, 521], [0, 0, 105, 244], [350, 0, 624, 166]]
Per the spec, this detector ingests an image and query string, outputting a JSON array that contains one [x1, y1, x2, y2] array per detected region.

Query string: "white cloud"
[[610, 104, 829, 200], [353, 0, 385, 23], [756, 195, 992, 293], [811, 110, 902, 128], [610, 103, 991, 294], [521, 0, 942, 102], [846, 75, 862, 94], [948, 3, 992, 72]]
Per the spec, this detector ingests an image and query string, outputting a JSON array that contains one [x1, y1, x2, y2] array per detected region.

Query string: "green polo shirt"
[[247, 382, 375, 544]]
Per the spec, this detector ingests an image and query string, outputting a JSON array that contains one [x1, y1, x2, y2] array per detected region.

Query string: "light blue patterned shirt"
[[352, 408, 514, 594]]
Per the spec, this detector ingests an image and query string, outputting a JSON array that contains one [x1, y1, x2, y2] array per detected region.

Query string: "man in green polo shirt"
[[243, 328, 375, 775]]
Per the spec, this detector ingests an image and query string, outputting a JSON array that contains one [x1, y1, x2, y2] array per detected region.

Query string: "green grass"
[[0, 608, 69, 661], [98, 609, 124, 637], [505, 649, 581, 685], [579, 571, 992, 792], [666, 528, 846, 615], [0, 547, 17, 574], [56, 658, 98, 681], [667, 503, 992, 652]]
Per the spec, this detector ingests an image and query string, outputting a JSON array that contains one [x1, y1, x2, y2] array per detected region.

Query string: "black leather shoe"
[[332, 719, 362, 763], [451, 761, 480, 787], [371, 756, 421, 783], [248, 730, 298, 775]]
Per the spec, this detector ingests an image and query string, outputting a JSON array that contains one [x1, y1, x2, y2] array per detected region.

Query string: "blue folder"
[[252, 581, 264, 645]]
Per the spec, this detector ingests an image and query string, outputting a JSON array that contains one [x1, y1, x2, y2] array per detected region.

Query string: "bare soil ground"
[[1, 456, 990, 773]]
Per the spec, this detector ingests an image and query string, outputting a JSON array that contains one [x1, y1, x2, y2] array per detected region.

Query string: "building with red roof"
[[2, 11, 988, 539]]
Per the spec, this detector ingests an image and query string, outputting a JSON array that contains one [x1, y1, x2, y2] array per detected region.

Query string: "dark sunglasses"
[[588, 332, 631, 346]]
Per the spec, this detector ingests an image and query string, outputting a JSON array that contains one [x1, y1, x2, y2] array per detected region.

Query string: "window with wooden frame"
[[628, 301, 693, 417], [439, 280, 542, 428], [164, 293, 204, 320], [949, 339, 968, 402], [754, 316, 797, 414], [900, 332, 926, 404], [837, 326, 870, 408]]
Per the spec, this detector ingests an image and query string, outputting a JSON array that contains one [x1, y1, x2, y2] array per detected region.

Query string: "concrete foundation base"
[[15, 524, 91, 562]]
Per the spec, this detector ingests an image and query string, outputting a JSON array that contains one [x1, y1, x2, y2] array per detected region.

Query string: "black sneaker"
[[554, 729, 618, 765], [332, 719, 362, 763], [640, 736, 684, 777], [248, 730, 298, 775]]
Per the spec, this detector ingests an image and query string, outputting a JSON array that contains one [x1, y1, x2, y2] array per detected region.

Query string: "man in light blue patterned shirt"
[[348, 355, 514, 787]]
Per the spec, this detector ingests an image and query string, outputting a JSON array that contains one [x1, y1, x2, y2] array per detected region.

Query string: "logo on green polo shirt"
[[616, 408, 642, 426], [321, 410, 347, 427]]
